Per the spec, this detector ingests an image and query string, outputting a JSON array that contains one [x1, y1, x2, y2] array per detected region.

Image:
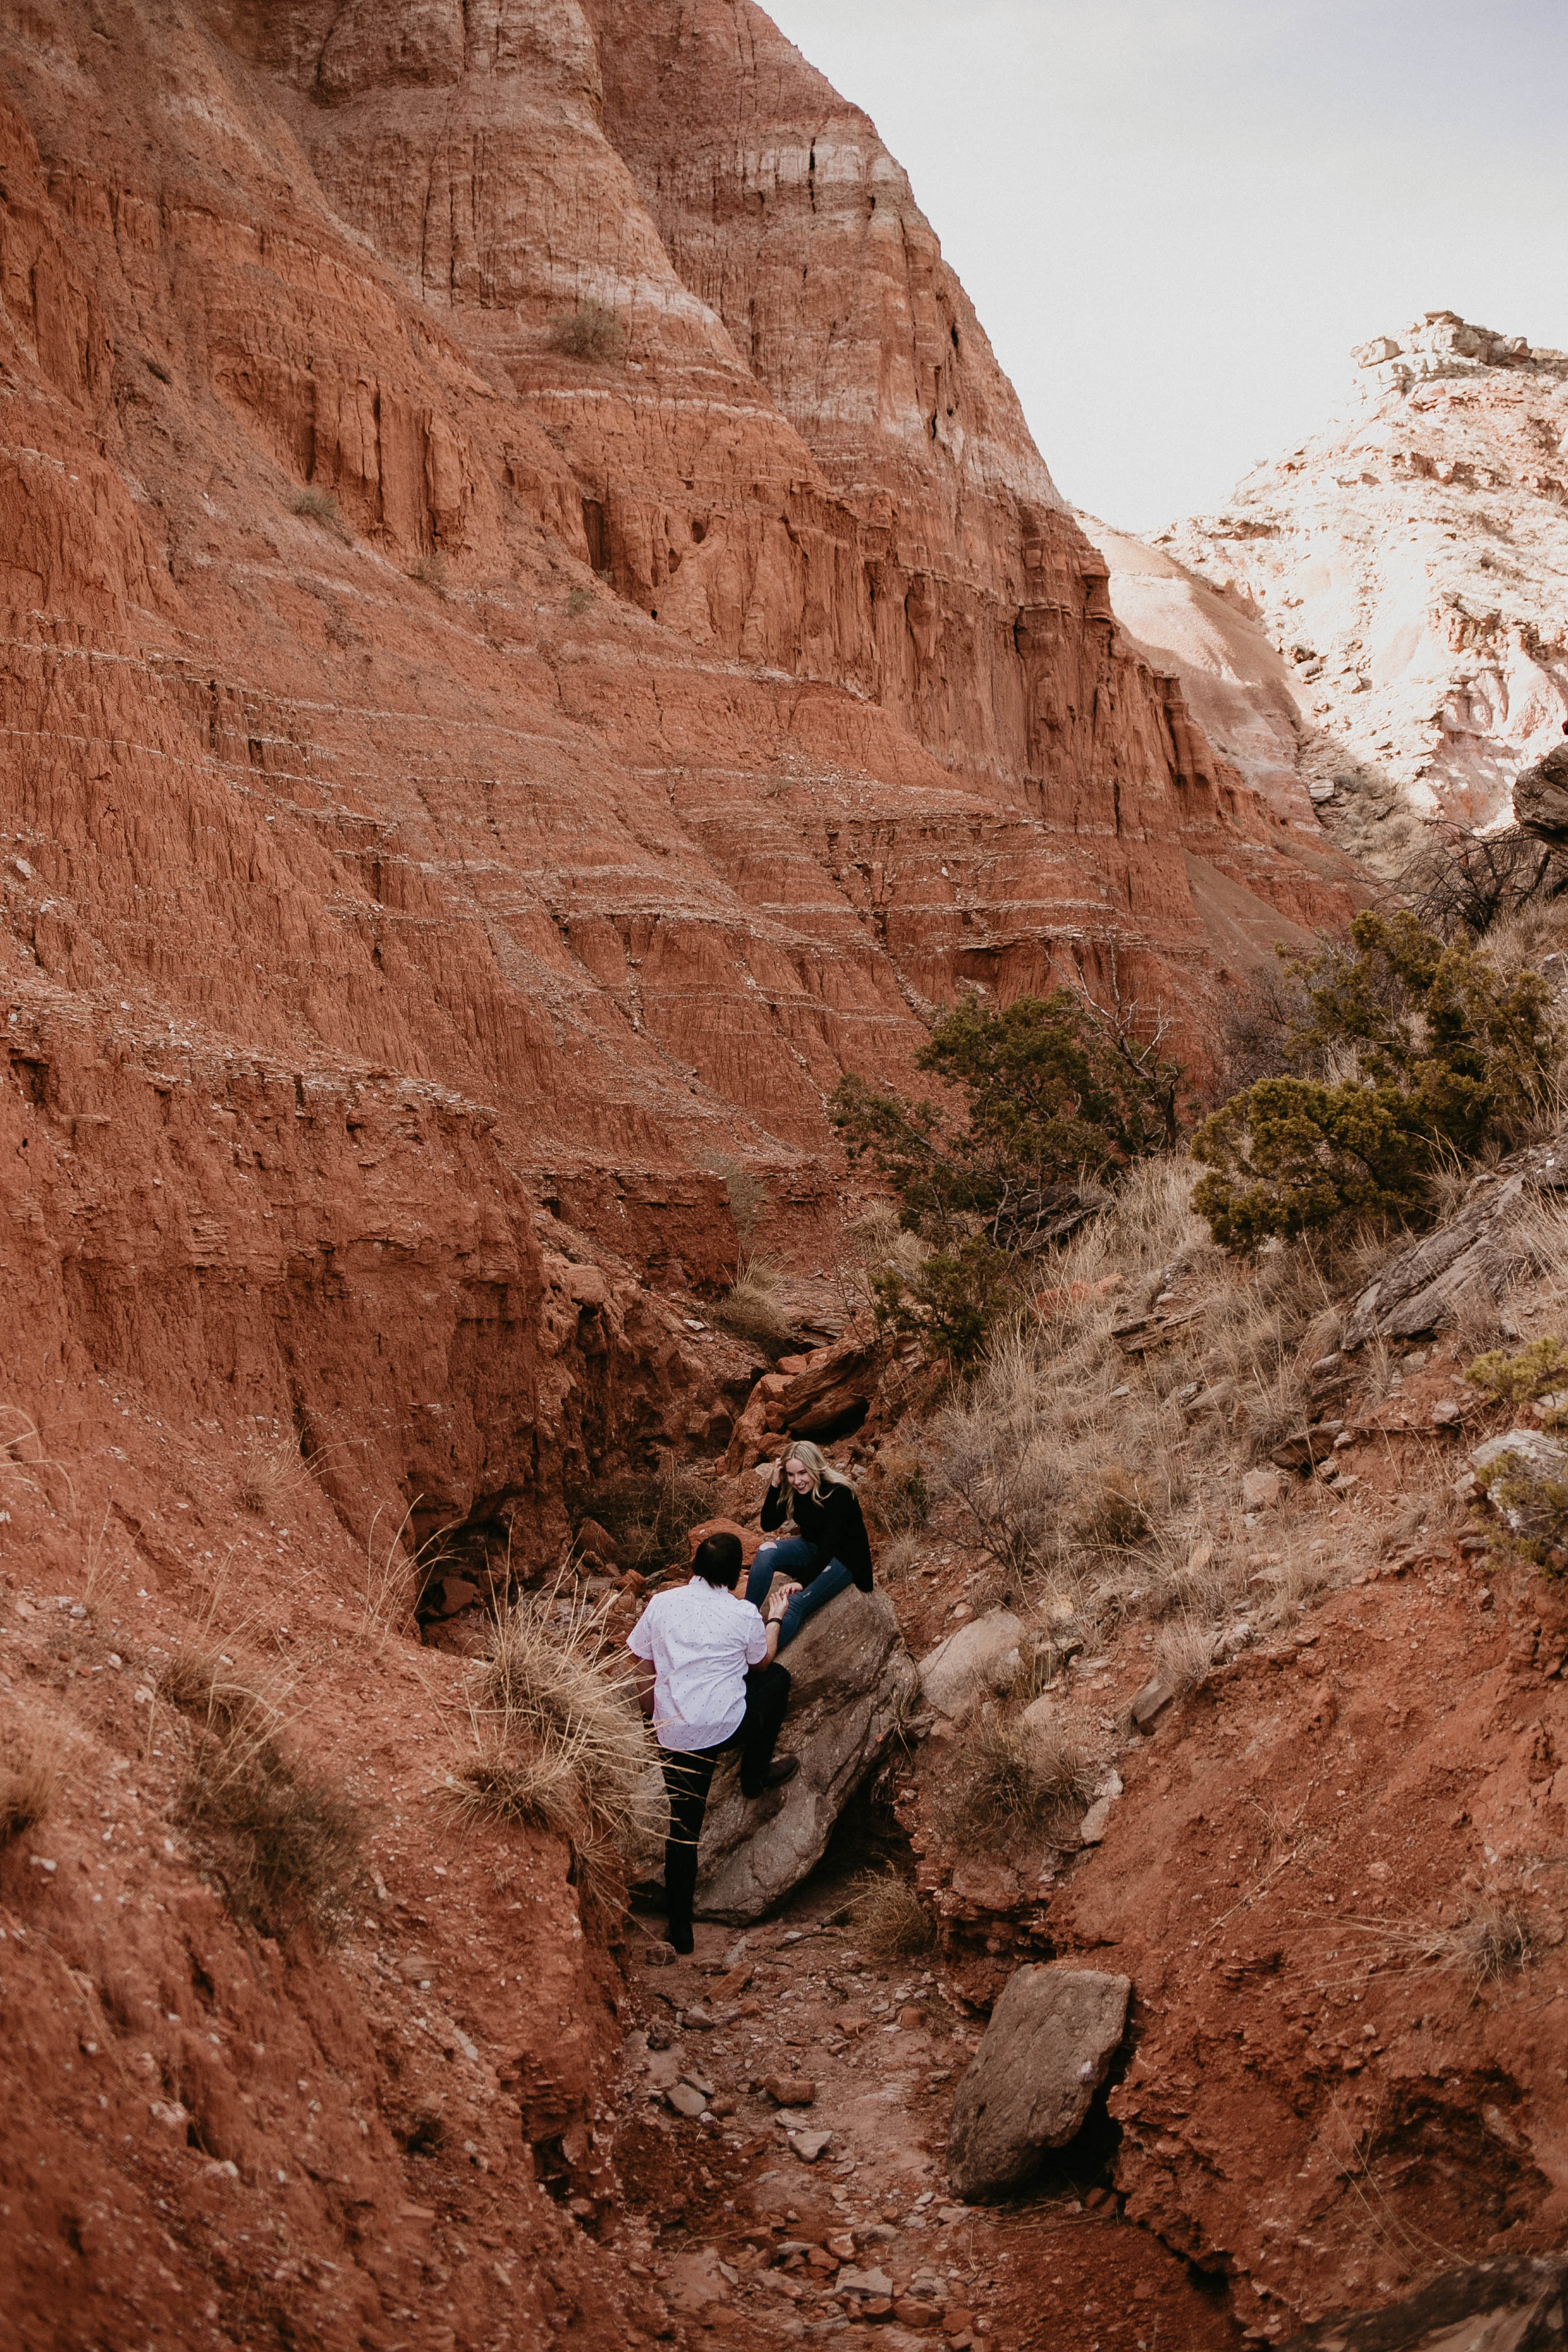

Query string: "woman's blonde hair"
[[783, 1439, 856, 1510]]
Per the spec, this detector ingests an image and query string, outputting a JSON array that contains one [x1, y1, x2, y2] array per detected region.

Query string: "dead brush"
[[161, 1650, 364, 1941], [712, 1257, 797, 1352], [941, 1712, 1101, 1846], [448, 1582, 660, 1877], [843, 1868, 933, 1959], [1320, 1906, 1533, 1989]]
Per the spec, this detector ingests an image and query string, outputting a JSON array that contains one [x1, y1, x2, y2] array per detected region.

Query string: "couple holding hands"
[[627, 1440, 875, 1952]]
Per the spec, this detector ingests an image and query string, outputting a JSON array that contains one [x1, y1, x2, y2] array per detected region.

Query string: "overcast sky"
[[766, 0, 1568, 532]]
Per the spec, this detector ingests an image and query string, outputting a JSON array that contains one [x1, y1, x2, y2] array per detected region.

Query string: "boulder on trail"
[[636, 1585, 916, 1923], [946, 1964, 1131, 2200], [918, 1608, 1023, 1719]]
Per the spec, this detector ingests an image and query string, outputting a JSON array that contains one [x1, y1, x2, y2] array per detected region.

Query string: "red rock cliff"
[[0, 0, 1360, 1547]]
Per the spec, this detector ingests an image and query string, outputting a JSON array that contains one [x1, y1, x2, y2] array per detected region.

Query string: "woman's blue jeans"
[[746, 1537, 853, 1650]]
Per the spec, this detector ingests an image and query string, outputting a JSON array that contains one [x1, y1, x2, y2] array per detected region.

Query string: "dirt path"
[[607, 1860, 1242, 2352]]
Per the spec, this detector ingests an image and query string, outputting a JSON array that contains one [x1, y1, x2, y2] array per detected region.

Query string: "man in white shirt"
[[628, 1531, 797, 1952]]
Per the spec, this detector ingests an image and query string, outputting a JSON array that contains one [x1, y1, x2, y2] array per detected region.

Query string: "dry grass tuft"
[[450, 1583, 660, 1888], [876, 1531, 923, 1583], [844, 1868, 933, 1957], [0, 1732, 64, 1847], [941, 1713, 1103, 1845], [712, 1257, 797, 1351], [547, 300, 625, 363], [361, 1498, 421, 1645], [237, 1436, 306, 1518], [1327, 1905, 1533, 1988], [294, 485, 347, 538], [162, 1651, 363, 1941]]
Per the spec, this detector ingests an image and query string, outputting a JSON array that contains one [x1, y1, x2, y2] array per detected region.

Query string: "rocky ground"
[[609, 1880, 1241, 2352]]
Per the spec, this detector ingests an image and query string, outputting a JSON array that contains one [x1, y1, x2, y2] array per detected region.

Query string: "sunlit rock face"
[[1154, 311, 1568, 872]]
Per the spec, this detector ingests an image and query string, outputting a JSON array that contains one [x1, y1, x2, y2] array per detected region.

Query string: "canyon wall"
[[0, 0, 1364, 1564]]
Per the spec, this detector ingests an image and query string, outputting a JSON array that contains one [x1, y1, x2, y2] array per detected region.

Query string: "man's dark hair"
[[691, 1532, 742, 1587]]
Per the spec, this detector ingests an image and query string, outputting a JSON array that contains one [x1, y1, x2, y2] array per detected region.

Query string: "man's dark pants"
[[659, 1662, 791, 1935]]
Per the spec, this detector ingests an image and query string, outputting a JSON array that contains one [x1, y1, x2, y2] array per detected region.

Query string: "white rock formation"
[[1127, 311, 1568, 877], [916, 1608, 1024, 1719]]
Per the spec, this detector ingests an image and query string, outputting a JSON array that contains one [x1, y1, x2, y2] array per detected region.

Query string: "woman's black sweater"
[[761, 1476, 874, 1591]]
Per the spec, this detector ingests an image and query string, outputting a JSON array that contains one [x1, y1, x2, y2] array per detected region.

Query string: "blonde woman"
[[748, 1439, 874, 1648]]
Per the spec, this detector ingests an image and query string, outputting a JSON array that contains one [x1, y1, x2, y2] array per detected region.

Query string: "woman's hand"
[[768, 1580, 802, 1608], [768, 1456, 785, 1488]]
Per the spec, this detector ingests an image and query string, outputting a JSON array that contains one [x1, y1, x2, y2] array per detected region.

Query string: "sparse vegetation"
[[922, 1152, 1416, 1695], [566, 585, 594, 616], [1330, 1905, 1532, 1987], [701, 1150, 769, 1254], [940, 1712, 1101, 1845], [712, 1256, 796, 1352], [1466, 1333, 1568, 1424], [833, 987, 1184, 1363], [294, 485, 347, 538], [581, 1452, 719, 1577], [1193, 912, 1558, 1248], [237, 1434, 305, 1517], [410, 551, 448, 593], [450, 1583, 659, 1895], [161, 1650, 364, 1941], [843, 1868, 933, 1957], [1471, 1442, 1568, 1572], [548, 300, 625, 363], [0, 1733, 63, 1847], [834, 988, 1184, 1251]]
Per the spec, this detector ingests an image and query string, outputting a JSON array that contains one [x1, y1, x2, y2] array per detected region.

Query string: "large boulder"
[[946, 1964, 1131, 2200], [918, 1609, 1023, 1719], [684, 1586, 916, 1921], [724, 1336, 880, 1471]]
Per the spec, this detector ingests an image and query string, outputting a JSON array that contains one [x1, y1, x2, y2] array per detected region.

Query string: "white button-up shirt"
[[627, 1577, 770, 1751]]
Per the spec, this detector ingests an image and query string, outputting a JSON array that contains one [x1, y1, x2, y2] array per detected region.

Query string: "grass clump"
[[548, 300, 625, 363], [294, 485, 347, 537], [712, 1258, 797, 1352], [237, 1436, 306, 1517], [1330, 1905, 1532, 1988], [844, 1868, 934, 1958], [162, 1650, 364, 1941], [451, 1584, 659, 1890], [941, 1714, 1101, 1846], [0, 1735, 63, 1847], [1193, 911, 1557, 1248]]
